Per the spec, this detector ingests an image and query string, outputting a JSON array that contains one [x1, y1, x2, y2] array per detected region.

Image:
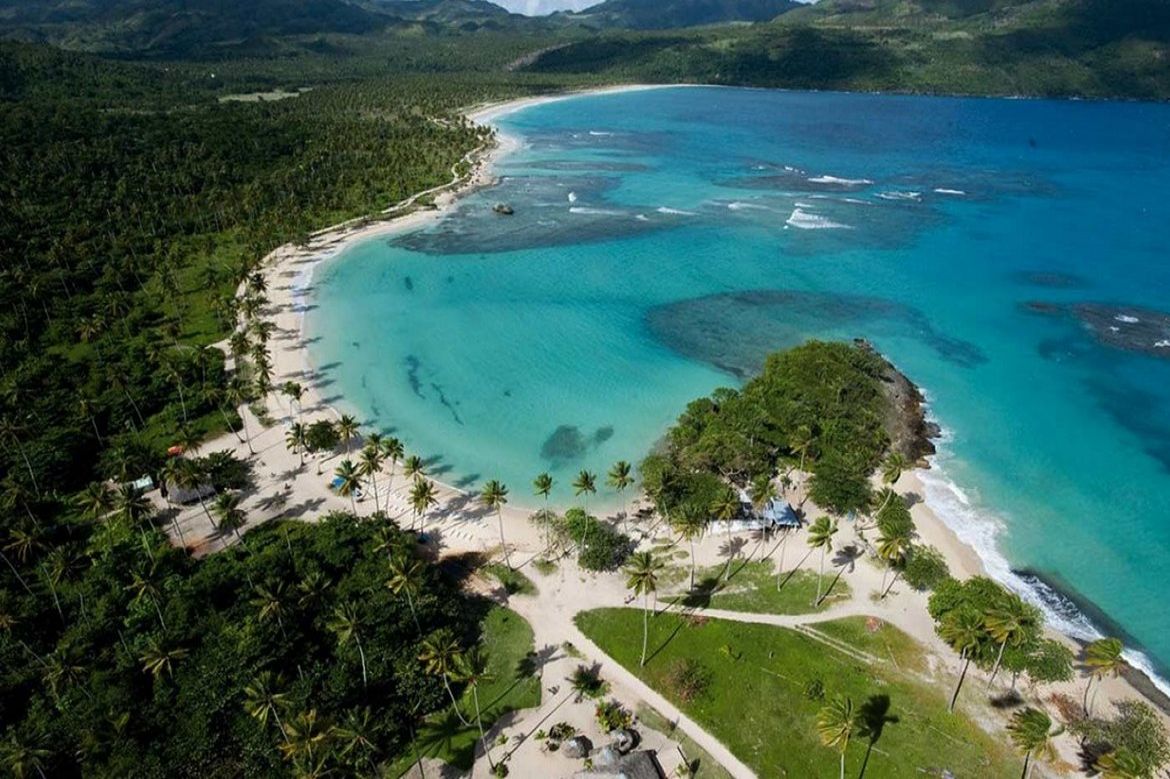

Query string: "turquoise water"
[[308, 86, 1170, 685]]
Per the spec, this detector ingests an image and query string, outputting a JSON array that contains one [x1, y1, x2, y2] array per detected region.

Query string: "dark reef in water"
[[540, 424, 614, 465], [1011, 270, 1090, 289], [1024, 301, 1170, 360]]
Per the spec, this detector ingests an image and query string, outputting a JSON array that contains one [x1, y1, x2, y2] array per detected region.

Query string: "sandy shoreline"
[[244, 82, 1169, 747]]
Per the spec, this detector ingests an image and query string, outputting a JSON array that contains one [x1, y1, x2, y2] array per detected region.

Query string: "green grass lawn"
[[387, 606, 541, 774], [483, 562, 538, 596], [663, 559, 851, 616], [577, 608, 1017, 778]]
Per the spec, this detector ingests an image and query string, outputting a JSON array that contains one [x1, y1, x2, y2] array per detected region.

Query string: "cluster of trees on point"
[[0, 509, 508, 777]]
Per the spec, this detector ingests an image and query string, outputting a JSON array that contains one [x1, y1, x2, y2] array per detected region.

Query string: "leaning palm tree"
[[333, 460, 363, 516], [985, 597, 1038, 688], [711, 487, 740, 582], [1094, 747, 1144, 779], [625, 551, 664, 667], [336, 414, 360, 455], [1082, 636, 1125, 715], [607, 460, 634, 530], [409, 478, 439, 533], [225, 377, 255, 455], [876, 530, 911, 599], [419, 629, 471, 725], [327, 602, 369, 688], [939, 608, 987, 712], [1007, 707, 1059, 779], [533, 472, 553, 505], [807, 516, 839, 606], [381, 437, 405, 509], [387, 555, 426, 634], [213, 491, 247, 545], [572, 470, 597, 512], [243, 671, 290, 735], [358, 444, 384, 511], [479, 480, 512, 569], [816, 696, 857, 779], [878, 452, 908, 511], [455, 647, 497, 773]]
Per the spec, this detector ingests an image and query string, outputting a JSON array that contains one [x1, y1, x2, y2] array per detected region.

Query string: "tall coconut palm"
[[533, 472, 553, 504], [790, 424, 816, 473], [985, 597, 1038, 688], [244, 671, 290, 735], [250, 581, 288, 638], [607, 460, 634, 530], [711, 487, 740, 582], [358, 445, 384, 512], [335, 707, 378, 774], [419, 629, 471, 725], [625, 551, 664, 667], [281, 381, 305, 423], [876, 531, 911, 599], [402, 455, 425, 483], [671, 510, 705, 591], [1007, 707, 1059, 779], [750, 475, 778, 548], [940, 608, 987, 712], [285, 423, 308, 467], [327, 602, 368, 688], [480, 480, 511, 569], [455, 648, 497, 773], [807, 516, 838, 606], [125, 565, 167, 630], [74, 482, 114, 521], [333, 460, 362, 516], [225, 377, 255, 455], [381, 437, 404, 509], [174, 459, 216, 530], [336, 414, 359, 455], [1082, 637, 1125, 716], [387, 555, 425, 634], [213, 492, 247, 545], [409, 478, 439, 533], [279, 708, 336, 774], [139, 638, 188, 679], [816, 696, 858, 779], [572, 470, 597, 512]]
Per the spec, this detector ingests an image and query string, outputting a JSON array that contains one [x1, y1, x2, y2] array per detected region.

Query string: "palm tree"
[[358, 444, 384, 512], [286, 423, 308, 467], [409, 478, 439, 532], [480, 480, 511, 569], [174, 459, 216, 530], [455, 648, 497, 772], [250, 581, 288, 638], [807, 516, 838, 605], [225, 377, 255, 455], [335, 707, 378, 773], [711, 487, 740, 582], [939, 609, 986, 712], [213, 492, 247, 545], [1007, 707, 1059, 779], [816, 696, 857, 779], [533, 472, 553, 505], [985, 597, 1038, 688], [125, 565, 167, 630], [790, 424, 816, 473], [336, 414, 359, 455], [876, 530, 911, 599], [74, 482, 113, 520], [139, 638, 188, 679], [625, 551, 664, 667], [1082, 636, 1125, 716], [419, 629, 471, 725], [381, 437, 404, 509], [244, 671, 290, 735], [607, 460, 634, 530], [1095, 748, 1144, 779], [387, 555, 426, 634], [671, 510, 705, 591], [878, 452, 908, 511], [281, 381, 305, 422], [403, 454, 426, 483], [279, 709, 336, 773], [327, 602, 368, 688], [334, 460, 362, 515], [0, 731, 50, 779], [572, 470, 597, 512]]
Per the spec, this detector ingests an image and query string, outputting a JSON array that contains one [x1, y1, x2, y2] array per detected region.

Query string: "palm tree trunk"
[[1083, 677, 1094, 716], [724, 521, 733, 581], [815, 546, 826, 605], [356, 637, 368, 688], [406, 590, 421, 635], [839, 751, 845, 779], [443, 677, 471, 725], [472, 685, 495, 770], [949, 655, 971, 712], [689, 536, 696, 591], [988, 638, 1008, 688], [640, 593, 649, 667], [1021, 753, 1031, 779], [498, 508, 512, 570], [881, 569, 900, 599]]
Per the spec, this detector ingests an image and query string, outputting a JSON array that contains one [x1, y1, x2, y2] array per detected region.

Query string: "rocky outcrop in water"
[[855, 339, 940, 466]]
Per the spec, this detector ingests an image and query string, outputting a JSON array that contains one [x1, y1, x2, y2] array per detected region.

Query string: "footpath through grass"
[[664, 559, 850, 616], [577, 608, 1016, 778], [388, 606, 541, 775]]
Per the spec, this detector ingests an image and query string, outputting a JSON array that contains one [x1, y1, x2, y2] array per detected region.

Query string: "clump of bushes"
[[903, 544, 950, 591], [595, 700, 633, 733], [553, 508, 634, 571], [665, 658, 711, 703]]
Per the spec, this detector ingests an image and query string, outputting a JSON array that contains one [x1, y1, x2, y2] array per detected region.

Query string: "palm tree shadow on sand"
[[858, 694, 899, 778]]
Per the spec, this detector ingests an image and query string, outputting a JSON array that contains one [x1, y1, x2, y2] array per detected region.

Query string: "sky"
[[491, 0, 599, 13]]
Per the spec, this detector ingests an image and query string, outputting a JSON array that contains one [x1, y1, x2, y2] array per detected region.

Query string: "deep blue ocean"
[[307, 86, 1170, 688]]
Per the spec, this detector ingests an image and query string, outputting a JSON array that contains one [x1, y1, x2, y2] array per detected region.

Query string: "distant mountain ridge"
[[565, 0, 801, 29]]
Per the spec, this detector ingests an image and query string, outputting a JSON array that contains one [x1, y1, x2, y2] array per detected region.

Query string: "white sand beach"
[[156, 85, 1168, 777]]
